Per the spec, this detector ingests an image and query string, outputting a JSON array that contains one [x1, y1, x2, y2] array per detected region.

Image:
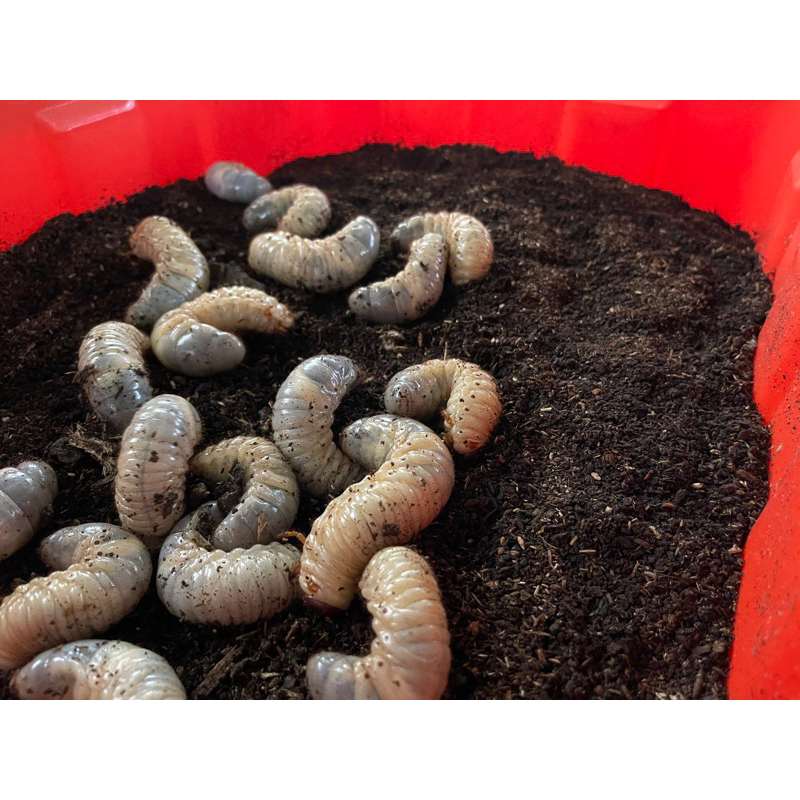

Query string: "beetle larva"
[[150, 286, 295, 377], [243, 184, 332, 238], [271, 355, 366, 499], [306, 546, 450, 699], [384, 358, 502, 456], [156, 503, 300, 626], [114, 395, 202, 548], [77, 321, 153, 431], [391, 211, 493, 285], [0, 524, 152, 671], [299, 414, 454, 612], [190, 436, 300, 550], [125, 216, 211, 329], [347, 233, 446, 324], [204, 161, 272, 203], [248, 216, 380, 292], [11, 639, 186, 700], [0, 460, 58, 562]]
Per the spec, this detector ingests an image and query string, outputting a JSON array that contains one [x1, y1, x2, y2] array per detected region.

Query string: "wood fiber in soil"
[[0, 145, 771, 700]]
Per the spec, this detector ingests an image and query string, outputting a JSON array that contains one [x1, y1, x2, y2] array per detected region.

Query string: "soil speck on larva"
[[0, 144, 770, 700]]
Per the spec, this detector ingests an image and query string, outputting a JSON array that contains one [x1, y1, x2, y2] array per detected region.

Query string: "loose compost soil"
[[0, 144, 771, 700]]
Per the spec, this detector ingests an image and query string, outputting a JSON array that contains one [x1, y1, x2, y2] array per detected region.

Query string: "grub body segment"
[[348, 233, 446, 324], [0, 525, 152, 670], [248, 216, 380, 292], [271, 355, 366, 499], [0, 460, 58, 562], [190, 436, 300, 550], [114, 395, 202, 547], [384, 358, 501, 455], [156, 504, 300, 626], [306, 546, 450, 699], [125, 216, 210, 329], [78, 321, 153, 431], [391, 211, 493, 285], [243, 184, 331, 237], [204, 161, 272, 203], [299, 414, 454, 611], [150, 286, 295, 377], [11, 639, 186, 699]]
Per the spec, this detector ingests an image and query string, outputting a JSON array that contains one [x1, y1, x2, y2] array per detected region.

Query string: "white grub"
[[300, 414, 454, 612], [114, 395, 202, 548], [384, 358, 501, 456], [307, 546, 450, 699], [77, 321, 153, 431], [150, 286, 295, 378], [248, 216, 380, 292], [125, 216, 211, 329], [204, 161, 272, 203], [348, 233, 446, 324], [156, 503, 300, 626], [243, 184, 331, 237], [271, 355, 366, 500], [11, 639, 186, 700], [0, 461, 58, 562], [190, 436, 300, 551], [391, 211, 493, 285], [0, 524, 152, 671]]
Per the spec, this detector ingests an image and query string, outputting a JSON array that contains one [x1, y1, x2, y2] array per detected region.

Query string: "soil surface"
[[0, 144, 772, 699]]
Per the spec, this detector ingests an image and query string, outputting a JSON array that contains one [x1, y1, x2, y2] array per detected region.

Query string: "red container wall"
[[2, 100, 800, 697]]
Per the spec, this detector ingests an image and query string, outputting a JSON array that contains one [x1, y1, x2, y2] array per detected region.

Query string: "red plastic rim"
[[2, 99, 800, 697]]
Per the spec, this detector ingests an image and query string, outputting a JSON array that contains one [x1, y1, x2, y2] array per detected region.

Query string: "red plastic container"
[[2, 99, 799, 698]]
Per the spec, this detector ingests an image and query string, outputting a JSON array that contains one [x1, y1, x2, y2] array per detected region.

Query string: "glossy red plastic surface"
[[1, 100, 800, 697]]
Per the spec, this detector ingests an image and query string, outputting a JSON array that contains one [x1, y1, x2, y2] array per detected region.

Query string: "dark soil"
[[0, 144, 771, 700]]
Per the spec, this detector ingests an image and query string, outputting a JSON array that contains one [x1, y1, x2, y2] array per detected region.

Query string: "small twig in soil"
[[67, 426, 117, 475], [191, 631, 258, 699]]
